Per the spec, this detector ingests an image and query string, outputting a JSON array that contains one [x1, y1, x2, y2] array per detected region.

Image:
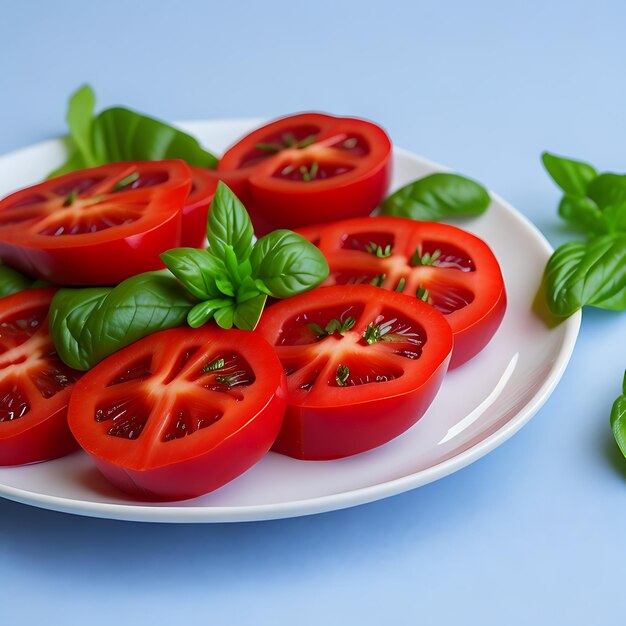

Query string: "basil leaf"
[[49, 271, 193, 370], [161, 248, 223, 300], [558, 195, 606, 235], [233, 293, 267, 331], [214, 305, 235, 329], [381, 173, 490, 221], [587, 173, 626, 209], [601, 203, 626, 234], [541, 152, 597, 197], [0, 265, 36, 298], [250, 230, 329, 298], [92, 107, 217, 167], [207, 182, 254, 261], [48, 85, 218, 178], [544, 234, 626, 316], [610, 371, 626, 458], [66, 84, 98, 168], [187, 298, 230, 328]]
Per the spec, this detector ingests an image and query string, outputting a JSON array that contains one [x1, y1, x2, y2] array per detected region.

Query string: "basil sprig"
[[48, 85, 218, 179], [611, 372, 626, 460], [380, 173, 491, 221], [162, 182, 329, 330], [49, 271, 194, 371], [541, 152, 626, 317]]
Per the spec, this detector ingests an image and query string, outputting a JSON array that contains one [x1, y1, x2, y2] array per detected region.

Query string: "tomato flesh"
[[256, 285, 452, 460], [0, 288, 82, 465], [218, 113, 392, 234], [297, 216, 507, 368], [0, 161, 192, 285], [67, 326, 287, 500]]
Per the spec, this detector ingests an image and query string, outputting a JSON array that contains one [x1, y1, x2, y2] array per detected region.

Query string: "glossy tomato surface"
[[0, 161, 191, 285], [0, 288, 82, 465], [256, 285, 452, 460], [67, 326, 287, 500], [218, 113, 392, 234], [297, 216, 507, 368], [182, 167, 251, 247]]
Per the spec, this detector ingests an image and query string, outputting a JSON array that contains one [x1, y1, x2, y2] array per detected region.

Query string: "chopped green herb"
[[365, 242, 392, 258], [202, 357, 225, 373], [336, 364, 350, 387], [113, 172, 140, 191]]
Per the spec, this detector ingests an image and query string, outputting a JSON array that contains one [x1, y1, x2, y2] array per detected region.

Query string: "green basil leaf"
[[381, 173, 490, 221], [250, 230, 329, 298], [92, 107, 217, 167], [65, 84, 98, 168], [0, 265, 36, 298], [610, 371, 626, 458], [214, 305, 235, 329], [49, 271, 193, 370], [187, 298, 230, 328], [215, 277, 235, 297], [544, 234, 626, 316], [161, 248, 223, 300], [586, 173, 626, 209], [541, 152, 597, 197], [47, 85, 218, 178], [601, 203, 626, 234], [233, 293, 267, 331], [207, 182, 254, 261], [558, 195, 606, 235]]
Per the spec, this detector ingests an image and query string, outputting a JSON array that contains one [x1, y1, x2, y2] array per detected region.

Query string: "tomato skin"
[[0, 288, 81, 466], [182, 168, 251, 247], [297, 216, 507, 369], [256, 285, 452, 460], [67, 326, 287, 500], [0, 161, 192, 285], [218, 113, 392, 234]]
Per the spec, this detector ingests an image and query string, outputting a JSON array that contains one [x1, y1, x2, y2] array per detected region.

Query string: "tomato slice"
[[67, 326, 287, 500], [297, 216, 507, 368], [182, 167, 251, 247], [0, 288, 82, 465], [0, 161, 192, 285], [255, 285, 452, 460], [218, 113, 392, 234]]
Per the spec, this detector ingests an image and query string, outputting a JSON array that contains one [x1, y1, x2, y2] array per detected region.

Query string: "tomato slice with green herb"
[[0, 288, 82, 465], [297, 216, 506, 368], [0, 160, 191, 285], [67, 325, 287, 500], [218, 113, 392, 234], [256, 285, 452, 460]]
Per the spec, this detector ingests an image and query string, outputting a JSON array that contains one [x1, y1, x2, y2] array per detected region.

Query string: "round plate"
[[0, 119, 580, 523]]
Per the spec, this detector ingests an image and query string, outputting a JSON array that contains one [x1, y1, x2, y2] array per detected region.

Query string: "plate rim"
[[0, 122, 581, 523]]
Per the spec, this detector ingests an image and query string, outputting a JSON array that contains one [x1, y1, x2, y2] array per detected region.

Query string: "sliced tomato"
[[218, 113, 392, 234], [67, 326, 287, 500], [182, 167, 251, 247], [0, 161, 192, 285], [0, 288, 82, 465], [297, 216, 506, 368], [255, 285, 452, 460]]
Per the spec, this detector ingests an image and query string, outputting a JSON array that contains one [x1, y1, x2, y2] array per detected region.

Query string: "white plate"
[[0, 119, 580, 523]]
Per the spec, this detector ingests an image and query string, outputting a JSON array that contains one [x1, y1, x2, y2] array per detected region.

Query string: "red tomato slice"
[[0, 288, 82, 465], [67, 326, 287, 500], [0, 161, 192, 285], [218, 113, 392, 234], [256, 285, 452, 460], [297, 217, 507, 368], [182, 167, 251, 247]]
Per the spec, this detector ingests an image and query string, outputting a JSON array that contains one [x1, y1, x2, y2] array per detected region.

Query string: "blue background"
[[2, 1, 626, 623]]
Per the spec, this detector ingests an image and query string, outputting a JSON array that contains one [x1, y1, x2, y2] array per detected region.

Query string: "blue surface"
[[2, 1, 626, 624]]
